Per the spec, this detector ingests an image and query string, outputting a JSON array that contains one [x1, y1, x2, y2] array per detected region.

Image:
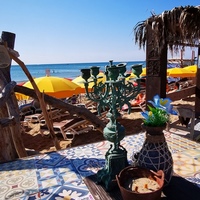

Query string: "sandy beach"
[[21, 95, 195, 156], [22, 110, 143, 155]]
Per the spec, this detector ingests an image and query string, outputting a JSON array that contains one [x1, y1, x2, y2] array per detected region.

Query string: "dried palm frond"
[[134, 20, 147, 49], [179, 6, 200, 44], [134, 5, 200, 53]]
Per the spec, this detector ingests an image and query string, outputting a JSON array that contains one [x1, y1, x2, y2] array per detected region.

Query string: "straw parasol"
[[133, 5, 200, 106], [134, 5, 200, 53]]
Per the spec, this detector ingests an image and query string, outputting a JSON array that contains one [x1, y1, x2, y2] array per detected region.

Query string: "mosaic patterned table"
[[0, 130, 200, 200]]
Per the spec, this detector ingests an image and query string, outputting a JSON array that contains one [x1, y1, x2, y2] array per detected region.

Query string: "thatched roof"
[[134, 5, 200, 52]]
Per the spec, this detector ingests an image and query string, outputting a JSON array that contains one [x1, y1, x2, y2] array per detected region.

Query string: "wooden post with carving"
[[145, 24, 168, 103]]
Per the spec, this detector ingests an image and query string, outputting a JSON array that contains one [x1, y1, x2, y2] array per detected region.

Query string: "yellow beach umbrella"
[[15, 92, 30, 100], [141, 68, 146, 77], [15, 81, 30, 100], [72, 72, 106, 92], [125, 73, 136, 81], [167, 67, 196, 78], [126, 67, 146, 80], [184, 65, 197, 73], [23, 76, 82, 98]]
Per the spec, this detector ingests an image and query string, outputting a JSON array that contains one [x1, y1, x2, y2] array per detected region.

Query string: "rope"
[[145, 133, 166, 143]]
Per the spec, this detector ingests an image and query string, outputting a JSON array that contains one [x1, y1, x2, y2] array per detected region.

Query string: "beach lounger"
[[24, 108, 70, 123], [84, 100, 97, 110], [64, 119, 94, 141], [121, 100, 146, 113], [40, 117, 94, 140], [24, 113, 43, 123], [167, 106, 195, 139]]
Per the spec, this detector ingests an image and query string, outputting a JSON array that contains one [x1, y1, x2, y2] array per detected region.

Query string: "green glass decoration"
[[81, 60, 142, 191], [81, 69, 91, 82], [90, 66, 100, 78], [131, 64, 143, 78]]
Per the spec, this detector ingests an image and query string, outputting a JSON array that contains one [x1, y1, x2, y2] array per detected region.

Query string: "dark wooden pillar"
[[0, 31, 27, 162], [145, 25, 168, 103], [0, 32, 18, 162], [1, 31, 15, 82], [195, 47, 200, 118]]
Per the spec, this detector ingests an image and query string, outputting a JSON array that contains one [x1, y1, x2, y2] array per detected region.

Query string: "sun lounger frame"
[[40, 118, 94, 140]]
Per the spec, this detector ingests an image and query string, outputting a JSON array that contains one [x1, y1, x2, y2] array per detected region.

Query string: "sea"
[[10, 61, 146, 83], [11, 60, 181, 83]]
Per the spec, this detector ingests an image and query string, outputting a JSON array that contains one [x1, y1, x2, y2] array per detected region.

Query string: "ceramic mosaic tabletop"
[[0, 130, 200, 200]]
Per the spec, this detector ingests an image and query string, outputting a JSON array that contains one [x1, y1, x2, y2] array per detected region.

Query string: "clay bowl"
[[116, 166, 164, 200]]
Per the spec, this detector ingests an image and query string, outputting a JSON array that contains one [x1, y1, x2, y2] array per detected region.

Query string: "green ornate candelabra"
[[81, 60, 143, 190]]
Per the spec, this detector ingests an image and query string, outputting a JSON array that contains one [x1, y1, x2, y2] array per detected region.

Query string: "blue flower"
[[141, 111, 150, 121], [148, 94, 177, 115], [141, 94, 177, 127]]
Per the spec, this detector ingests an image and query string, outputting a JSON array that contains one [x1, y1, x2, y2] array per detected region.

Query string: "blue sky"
[[1, 0, 199, 64]]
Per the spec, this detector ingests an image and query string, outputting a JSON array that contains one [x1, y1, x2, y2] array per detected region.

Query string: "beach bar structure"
[[0, 31, 106, 162], [134, 5, 200, 117], [1, 5, 200, 163]]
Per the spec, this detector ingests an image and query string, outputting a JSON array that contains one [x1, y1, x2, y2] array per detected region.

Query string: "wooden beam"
[[14, 85, 106, 133], [195, 47, 200, 117], [168, 42, 200, 48], [167, 86, 196, 101]]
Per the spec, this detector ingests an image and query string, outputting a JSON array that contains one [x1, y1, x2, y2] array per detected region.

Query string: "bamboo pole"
[[8, 51, 61, 150]]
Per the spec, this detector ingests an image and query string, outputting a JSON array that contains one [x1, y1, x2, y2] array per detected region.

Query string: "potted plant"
[[141, 94, 177, 134], [134, 94, 177, 185]]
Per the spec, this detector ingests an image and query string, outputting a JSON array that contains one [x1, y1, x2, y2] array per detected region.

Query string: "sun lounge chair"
[[84, 100, 97, 110], [24, 113, 43, 123], [167, 106, 195, 139], [40, 117, 94, 140], [73, 100, 97, 111], [121, 90, 146, 112], [20, 120, 29, 133], [121, 100, 146, 113], [24, 108, 69, 123], [138, 101, 146, 112], [64, 119, 94, 141]]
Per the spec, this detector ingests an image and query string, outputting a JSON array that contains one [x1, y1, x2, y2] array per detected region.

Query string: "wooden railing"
[[166, 85, 196, 101]]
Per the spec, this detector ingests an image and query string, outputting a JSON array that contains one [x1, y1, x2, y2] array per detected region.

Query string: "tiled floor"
[[0, 130, 200, 199]]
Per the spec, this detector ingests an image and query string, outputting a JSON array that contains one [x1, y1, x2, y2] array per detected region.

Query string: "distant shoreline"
[[11, 60, 145, 67], [11, 61, 146, 82]]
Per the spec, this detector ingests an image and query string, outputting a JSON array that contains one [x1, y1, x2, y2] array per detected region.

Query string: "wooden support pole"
[[8, 52, 61, 150], [0, 31, 27, 160], [145, 25, 168, 104], [195, 47, 200, 118], [1, 31, 15, 81]]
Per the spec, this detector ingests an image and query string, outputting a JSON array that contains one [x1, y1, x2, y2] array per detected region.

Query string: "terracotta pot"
[[116, 166, 164, 200]]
